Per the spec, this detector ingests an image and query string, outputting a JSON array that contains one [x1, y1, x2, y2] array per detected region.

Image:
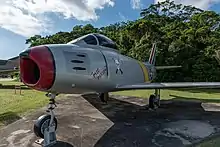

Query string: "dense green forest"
[[26, 0, 220, 82]]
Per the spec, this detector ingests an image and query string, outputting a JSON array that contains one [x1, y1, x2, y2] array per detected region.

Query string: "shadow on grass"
[[170, 94, 220, 103], [0, 111, 21, 126], [169, 88, 220, 94], [0, 84, 29, 90]]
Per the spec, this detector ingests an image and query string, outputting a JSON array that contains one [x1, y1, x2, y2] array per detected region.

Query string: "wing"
[[113, 82, 220, 91]]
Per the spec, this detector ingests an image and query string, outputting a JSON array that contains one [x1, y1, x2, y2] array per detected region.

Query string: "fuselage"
[[19, 32, 158, 94], [19, 43, 156, 94], [50, 44, 156, 93]]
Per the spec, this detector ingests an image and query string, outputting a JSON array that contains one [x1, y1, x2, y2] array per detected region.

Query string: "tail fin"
[[148, 43, 182, 70], [148, 43, 156, 65]]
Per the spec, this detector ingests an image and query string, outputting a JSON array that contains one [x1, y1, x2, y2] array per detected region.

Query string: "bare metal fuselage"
[[48, 44, 155, 94]]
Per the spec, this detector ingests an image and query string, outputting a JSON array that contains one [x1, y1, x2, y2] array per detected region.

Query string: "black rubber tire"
[[34, 114, 58, 139], [99, 93, 109, 103], [149, 94, 156, 109]]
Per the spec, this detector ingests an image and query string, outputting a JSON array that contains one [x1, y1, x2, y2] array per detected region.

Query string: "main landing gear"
[[98, 92, 109, 103], [34, 93, 58, 147], [148, 89, 160, 110]]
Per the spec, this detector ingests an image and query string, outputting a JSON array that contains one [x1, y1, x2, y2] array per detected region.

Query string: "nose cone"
[[19, 45, 55, 91]]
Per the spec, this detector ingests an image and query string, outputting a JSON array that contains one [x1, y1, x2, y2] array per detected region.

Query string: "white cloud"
[[130, 0, 141, 9], [0, 0, 115, 37], [118, 12, 126, 21], [155, 0, 220, 10]]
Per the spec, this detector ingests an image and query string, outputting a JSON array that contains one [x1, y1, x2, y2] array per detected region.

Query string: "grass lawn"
[[0, 80, 53, 127], [194, 136, 220, 147]]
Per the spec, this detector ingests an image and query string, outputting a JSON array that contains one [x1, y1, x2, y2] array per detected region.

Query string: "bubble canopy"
[[67, 33, 117, 49]]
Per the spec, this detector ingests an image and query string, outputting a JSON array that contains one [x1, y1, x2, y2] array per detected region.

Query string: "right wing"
[[112, 82, 220, 92]]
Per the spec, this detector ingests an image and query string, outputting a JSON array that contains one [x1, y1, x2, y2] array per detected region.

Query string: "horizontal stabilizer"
[[155, 66, 182, 70]]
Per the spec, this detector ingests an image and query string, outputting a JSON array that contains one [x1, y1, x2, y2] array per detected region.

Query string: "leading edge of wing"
[[113, 82, 220, 91]]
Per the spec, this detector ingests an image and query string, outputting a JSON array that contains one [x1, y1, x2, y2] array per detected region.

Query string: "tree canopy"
[[26, 0, 220, 82]]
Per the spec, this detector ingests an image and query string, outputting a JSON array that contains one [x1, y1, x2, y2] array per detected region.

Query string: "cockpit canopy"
[[67, 33, 117, 49]]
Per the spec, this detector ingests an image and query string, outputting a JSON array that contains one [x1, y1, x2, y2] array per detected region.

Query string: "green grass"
[[0, 80, 23, 86], [194, 136, 220, 147], [0, 80, 53, 127]]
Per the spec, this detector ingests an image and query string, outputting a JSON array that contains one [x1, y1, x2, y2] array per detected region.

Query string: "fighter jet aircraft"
[[9, 33, 220, 146]]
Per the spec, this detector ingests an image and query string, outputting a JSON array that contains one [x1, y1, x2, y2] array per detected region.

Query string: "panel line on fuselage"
[[99, 50, 109, 76], [137, 61, 149, 82]]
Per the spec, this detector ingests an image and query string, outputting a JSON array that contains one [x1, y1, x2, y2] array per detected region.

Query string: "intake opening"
[[20, 57, 40, 85]]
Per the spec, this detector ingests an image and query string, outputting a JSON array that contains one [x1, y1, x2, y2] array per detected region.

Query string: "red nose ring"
[[19, 45, 55, 91]]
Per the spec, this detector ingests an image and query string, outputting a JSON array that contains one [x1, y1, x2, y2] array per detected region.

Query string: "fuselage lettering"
[[91, 66, 107, 80]]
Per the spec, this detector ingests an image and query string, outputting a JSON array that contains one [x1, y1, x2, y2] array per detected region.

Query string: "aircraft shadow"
[[82, 93, 220, 147], [51, 141, 74, 147], [0, 111, 21, 126]]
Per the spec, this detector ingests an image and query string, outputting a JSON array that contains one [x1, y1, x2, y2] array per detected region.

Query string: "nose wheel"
[[148, 89, 160, 109], [34, 93, 58, 147], [34, 114, 58, 139]]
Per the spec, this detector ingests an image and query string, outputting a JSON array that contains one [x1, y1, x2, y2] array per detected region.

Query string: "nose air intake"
[[19, 46, 55, 91]]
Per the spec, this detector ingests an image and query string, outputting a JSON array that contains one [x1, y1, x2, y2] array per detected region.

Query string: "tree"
[[26, 0, 220, 82]]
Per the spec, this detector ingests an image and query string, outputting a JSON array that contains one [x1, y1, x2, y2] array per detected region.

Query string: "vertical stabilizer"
[[148, 43, 156, 65]]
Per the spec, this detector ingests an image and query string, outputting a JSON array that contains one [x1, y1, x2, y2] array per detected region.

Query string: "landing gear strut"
[[148, 89, 160, 109], [34, 93, 58, 147], [98, 92, 109, 103]]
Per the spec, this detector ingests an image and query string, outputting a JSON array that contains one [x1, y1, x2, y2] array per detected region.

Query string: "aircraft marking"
[[112, 58, 123, 74], [149, 68, 154, 80], [91, 66, 107, 80], [149, 43, 156, 65], [137, 61, 149, 82]]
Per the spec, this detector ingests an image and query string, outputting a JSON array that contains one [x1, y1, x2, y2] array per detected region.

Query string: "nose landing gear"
[[148, 89, 160, 110], [34, 93, 58, 147]]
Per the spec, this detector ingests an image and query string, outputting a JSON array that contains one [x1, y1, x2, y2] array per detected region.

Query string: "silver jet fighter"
[[16, 33, 220, 145]]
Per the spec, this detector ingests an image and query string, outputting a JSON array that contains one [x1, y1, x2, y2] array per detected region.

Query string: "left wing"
[[112, 82, 220, 91]]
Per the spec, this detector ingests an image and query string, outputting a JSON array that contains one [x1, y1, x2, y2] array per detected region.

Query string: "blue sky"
[[0, 0, 220, 59]]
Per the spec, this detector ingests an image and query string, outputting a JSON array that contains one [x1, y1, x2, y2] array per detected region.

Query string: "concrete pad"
[[1, 93, 220, 147]]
